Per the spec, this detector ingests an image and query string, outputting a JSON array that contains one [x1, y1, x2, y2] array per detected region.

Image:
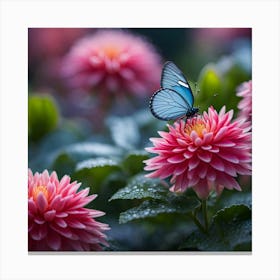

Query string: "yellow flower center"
[[185, 120, 206, 138], [32, 185, 48, 201], [103, 45, 121, 59]]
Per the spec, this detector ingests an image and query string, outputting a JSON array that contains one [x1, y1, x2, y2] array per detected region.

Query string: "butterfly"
[[149, 61, 199, 121]]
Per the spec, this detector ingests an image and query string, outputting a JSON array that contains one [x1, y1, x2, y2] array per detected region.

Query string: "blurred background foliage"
[[28, 28, 252, 251]]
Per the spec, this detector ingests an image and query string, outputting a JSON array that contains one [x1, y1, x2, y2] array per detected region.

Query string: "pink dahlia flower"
[[28, 169, 109, 251], [144, 106, 252, 199], [61, 29, 162, 96], [237, 80, 252, 122]]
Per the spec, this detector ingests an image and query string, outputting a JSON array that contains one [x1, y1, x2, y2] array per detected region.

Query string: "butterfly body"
[[149, 61, 198, 121]]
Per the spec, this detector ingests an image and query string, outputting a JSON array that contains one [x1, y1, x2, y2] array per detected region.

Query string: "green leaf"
[[217, 191, 252, 210], [61, 142, 122, 161], [73, 158, 121, 191], [107, 116, 140, 150], [119, 195, 199, 224], [51, 153, 76, 178], [121, 151, 149, 175], [180, 205, 251, 251], [109, 174, 168, 201], [28, 94, 59, 142]]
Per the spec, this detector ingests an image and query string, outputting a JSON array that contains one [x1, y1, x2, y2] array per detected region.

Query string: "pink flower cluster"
[[28, 169, 109, 251], [62, 29, 162, 97], [237, 80, 252, 122], [144, 106, 251, 199]]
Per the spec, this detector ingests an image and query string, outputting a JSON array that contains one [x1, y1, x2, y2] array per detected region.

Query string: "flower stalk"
[[201, 199, 209, 233]]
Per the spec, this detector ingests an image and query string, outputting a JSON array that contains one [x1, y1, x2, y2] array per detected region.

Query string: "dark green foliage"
[[180, 205, 251, 251]]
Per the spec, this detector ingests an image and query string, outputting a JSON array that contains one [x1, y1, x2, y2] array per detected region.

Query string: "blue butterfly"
[[150, 61, 199, 121]]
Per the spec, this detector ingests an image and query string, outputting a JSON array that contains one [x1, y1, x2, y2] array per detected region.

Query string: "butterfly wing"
[[161, 61, 194, 107], [150, 88, 191, 121]]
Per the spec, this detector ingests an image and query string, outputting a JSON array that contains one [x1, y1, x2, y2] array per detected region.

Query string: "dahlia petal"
[[59, 175, 71, 191], [67, 182, 81, 195], [206, 168, 216, 181], [28, 169, 33, 177], [183, 151, 193, 159], [41, 170, 50, 186], [173, 147, 187, 153], [54, 218, 68, 228], [219, 106, 226, 117], [47, 182, 55, 198], [201, 145, 212, 150], [119, 68, 135, 80], [218, 173, 241, 191], [150, 137, 165, 145], [174, 163, 188, 175], [118, 52, 130, 63], [67, 220, 86, 229], [222, 162, 237, 176], [188, 156, 200, 170], [167, 155, 186, 163], [36, 192, 48, 213], [50, 171, 58, 182], [193, 181, 211, 200], [198, 163, 208, 179], [188, 174, 200, 186], [89, 55, 102, 66], [44, 210, 56, 221], [218, 152, 239, 164], [215, 140, 236, 147], [214, 126, 228, 142], [69, 240, 84, 251], [172, 174, 189, 192], [197, 150, 212, 163], [47, 232, 61, 251], [28, 199, 37, 214], [190, 131, 199, 142], [30, 224, 48, 240], [188, 145, 197, 152], [158, 131, 171, 138], [210, 156, 225, 172], [50, 224, 73, 238], [177, 138, 188, 147], [67, 209, 89, 215], [194, 137, 202, 146], [202, 132, 214, 144], [144, 163, 164, 171], [50, 195, 66, 211], [209, 146, 219, 153], [56, 212, 69, 218], [236, 164, 252, 175], [34, 217, 45, 225]]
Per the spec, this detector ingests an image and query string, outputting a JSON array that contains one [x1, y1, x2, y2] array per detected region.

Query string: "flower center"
[[103, 45, 121, 59], [185, 119, 206, 138], [32, 185, 48, 201]]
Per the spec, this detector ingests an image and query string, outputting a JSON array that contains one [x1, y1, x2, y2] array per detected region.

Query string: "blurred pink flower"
[[144, 106, 251, 199], [29, 28, 90, 89], [29, 28, 89, 62], [194, 28, 251, 43], [28, 169, 109, 251], [237, 80, 252, 122], [61, 29, 162, 97]]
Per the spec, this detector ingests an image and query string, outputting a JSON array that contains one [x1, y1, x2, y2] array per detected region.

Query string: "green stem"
[[190, 212, 206, 234], [201, 199, 209, 233]]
